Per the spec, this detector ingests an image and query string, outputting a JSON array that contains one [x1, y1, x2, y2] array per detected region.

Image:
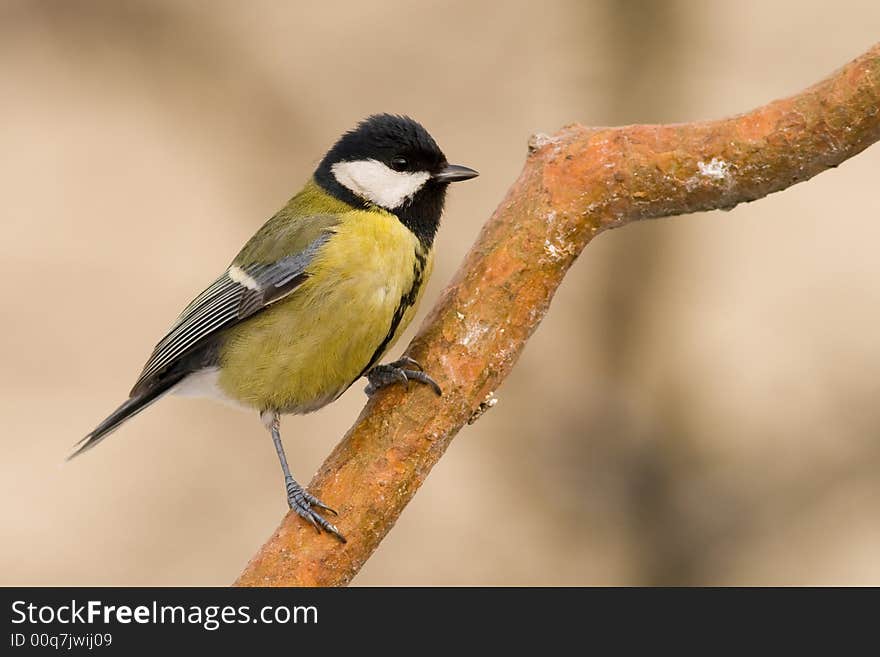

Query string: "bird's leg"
[[364, 356, 442, 397], [262, 410, 346, 543]]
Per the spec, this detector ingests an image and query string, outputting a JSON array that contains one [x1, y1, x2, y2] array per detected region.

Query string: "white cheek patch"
[[331, 159, 430, 209]]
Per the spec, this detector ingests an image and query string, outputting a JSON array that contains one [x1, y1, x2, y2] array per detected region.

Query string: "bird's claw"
[[365, 358, 442, 397], [393, 356, 424, 372], [286, 477, 346, 543]]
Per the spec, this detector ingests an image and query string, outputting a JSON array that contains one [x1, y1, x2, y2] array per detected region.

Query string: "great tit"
[[73, 114, 478, 541]]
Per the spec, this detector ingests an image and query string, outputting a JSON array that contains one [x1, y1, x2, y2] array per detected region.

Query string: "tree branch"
[[235, 44, 880, 586]]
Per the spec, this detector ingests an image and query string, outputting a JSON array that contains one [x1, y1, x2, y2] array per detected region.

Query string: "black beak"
[[433, 163, 479, 183]]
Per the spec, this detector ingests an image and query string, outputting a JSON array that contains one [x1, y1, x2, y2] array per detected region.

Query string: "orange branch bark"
[[235, 44, 880, 586]]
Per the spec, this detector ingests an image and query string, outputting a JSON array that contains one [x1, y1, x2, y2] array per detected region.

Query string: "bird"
[[72, 114, 478, 541]]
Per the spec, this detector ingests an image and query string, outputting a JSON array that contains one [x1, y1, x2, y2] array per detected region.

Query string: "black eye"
[[390, 156, 408, 171]]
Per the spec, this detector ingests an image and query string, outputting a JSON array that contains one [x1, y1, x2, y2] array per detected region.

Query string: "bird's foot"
[[285, 476, 346, 543], [364, 357, 442, 397]]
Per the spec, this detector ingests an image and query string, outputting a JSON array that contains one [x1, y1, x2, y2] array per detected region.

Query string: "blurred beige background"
[[2, 0, 879, 585]]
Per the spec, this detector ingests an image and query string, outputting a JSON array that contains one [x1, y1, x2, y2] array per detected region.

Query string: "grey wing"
[[129, 236, 328, 397]]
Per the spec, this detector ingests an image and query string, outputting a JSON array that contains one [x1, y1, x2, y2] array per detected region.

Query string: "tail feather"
[[69, 374, 185, 460]]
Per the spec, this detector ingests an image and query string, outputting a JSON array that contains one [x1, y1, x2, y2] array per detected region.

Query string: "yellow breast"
[[217, 209, 433, 413]]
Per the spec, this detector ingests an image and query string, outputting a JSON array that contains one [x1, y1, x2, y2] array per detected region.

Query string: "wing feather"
[[130, 234, 330, 396]]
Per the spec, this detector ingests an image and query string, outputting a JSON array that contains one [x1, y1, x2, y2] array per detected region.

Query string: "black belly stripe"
[[357, 249, 427, 379]]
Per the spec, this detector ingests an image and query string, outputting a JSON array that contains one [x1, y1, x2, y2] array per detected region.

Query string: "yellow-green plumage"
[[218, 180, 433, 413], [75, 114, 477, 541]]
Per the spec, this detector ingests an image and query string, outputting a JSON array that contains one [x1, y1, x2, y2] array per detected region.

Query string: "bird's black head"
[[314, 114, 478, 247]]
